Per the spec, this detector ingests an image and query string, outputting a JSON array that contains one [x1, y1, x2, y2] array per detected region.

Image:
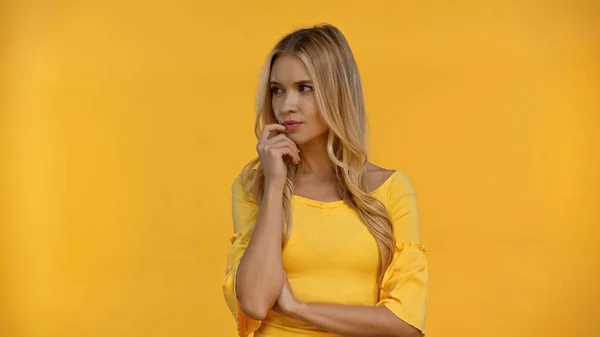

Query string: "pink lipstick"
[[282, 120, 303, 131]]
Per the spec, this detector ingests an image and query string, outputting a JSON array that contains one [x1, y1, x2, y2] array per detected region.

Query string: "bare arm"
[[275, 277, 421, 337], [235, 124, 301, 320], [290, 303, 420, 337], [235, 183, 286, 320]]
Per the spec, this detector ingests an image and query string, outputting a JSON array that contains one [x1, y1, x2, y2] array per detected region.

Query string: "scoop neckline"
[[292, 170, 398, 208]]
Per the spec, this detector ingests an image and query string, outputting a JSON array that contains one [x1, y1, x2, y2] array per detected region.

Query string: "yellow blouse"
[[222, 170, 428, 337]]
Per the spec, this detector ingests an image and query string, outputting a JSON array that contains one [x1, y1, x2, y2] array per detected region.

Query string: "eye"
[[299, 84, 313, 92], [270, 86, 283, 95]]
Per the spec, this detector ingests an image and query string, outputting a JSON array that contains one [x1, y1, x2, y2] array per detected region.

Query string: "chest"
[[282, 201, 380, 276]]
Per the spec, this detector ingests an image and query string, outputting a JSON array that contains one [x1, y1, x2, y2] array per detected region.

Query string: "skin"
[[236, 54, 421, 337]]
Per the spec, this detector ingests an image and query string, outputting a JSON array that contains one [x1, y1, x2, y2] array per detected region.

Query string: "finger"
[[269, 142, 301, 163], [283, 142, 301, 164], [257, 131, 288, 153], [263, 133, 288, 145], [272, 145, 301, 164], [259, 124, 287, 143], [286, 144, 302, 164], [263, 142, 300, 163], [266, 135, 300, 153]]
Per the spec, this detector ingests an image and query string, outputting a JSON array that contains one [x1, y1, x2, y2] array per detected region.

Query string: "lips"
[[282, 120, 303, 131]]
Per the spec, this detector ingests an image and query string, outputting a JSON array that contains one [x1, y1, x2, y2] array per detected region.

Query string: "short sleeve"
[[231, 170, 259, 233], [222, 170, 262, 336], [376, 171, 429, 334]]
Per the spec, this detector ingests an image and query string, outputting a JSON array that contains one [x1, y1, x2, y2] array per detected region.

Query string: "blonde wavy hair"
[[240, 23, 395, 286]]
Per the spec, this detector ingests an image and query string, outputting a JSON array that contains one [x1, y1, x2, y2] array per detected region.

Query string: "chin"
[[289, 132, 326, 146], [286, 134, 303, 144]]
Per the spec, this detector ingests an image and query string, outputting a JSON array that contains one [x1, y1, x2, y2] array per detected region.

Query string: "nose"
[[280, 91, 299, 116]]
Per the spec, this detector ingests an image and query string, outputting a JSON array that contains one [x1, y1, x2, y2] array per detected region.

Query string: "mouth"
[[282, 121, 303, 131]]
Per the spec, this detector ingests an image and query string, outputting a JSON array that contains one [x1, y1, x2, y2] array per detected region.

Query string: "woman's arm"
[[235, 182, 286, 320], [290, 303, 420, 337], [236, 124, 301, 320], [275, 277, 421, 337]]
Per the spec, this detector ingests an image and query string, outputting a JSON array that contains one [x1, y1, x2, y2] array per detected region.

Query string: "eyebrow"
[[269, 80, 313, 86]]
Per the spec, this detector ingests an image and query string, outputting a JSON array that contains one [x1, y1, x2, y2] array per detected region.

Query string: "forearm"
[[288, 302, 420, 337], [236, 183, 286, 318]]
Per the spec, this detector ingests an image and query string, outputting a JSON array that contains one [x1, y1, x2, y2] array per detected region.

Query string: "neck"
[[298, 134, 334, 178]]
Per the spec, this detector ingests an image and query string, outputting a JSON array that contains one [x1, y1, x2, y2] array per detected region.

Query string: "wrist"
[[265, 180, 286, 193]]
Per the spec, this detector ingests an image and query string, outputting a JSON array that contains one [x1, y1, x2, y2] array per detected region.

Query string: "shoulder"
[[379, 169, 420, 241], [387, 170, 416, 197], [366, 163, 415, 196], [366, 163, 395, 192]]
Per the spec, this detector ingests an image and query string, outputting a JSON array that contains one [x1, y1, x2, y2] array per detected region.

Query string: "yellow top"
[[222, 170, 429, 337]]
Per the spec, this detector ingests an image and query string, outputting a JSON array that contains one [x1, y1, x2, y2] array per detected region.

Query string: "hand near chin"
[[257, 124, 301, 189]]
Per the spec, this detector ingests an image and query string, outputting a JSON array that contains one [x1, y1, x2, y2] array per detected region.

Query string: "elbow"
[[235, 271, 284, 321], [396, 327, 422, 337], [237, 286, 275, 321], [239, 298, 270, 320]]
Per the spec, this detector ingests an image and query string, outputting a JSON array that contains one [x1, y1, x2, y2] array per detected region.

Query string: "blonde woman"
[[223, 23, 428, 337]]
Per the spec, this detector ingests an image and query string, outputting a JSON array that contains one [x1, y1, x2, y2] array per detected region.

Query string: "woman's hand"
[[256, 124, 301, 188], [273, 272, 303, 318]]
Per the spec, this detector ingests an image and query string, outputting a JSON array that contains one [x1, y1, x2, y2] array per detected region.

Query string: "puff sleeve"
[[222, 171, 261, 337], [376, 171, 429, 334]]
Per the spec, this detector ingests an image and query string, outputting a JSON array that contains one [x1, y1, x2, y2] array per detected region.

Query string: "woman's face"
[[269, 54, 329, 146]]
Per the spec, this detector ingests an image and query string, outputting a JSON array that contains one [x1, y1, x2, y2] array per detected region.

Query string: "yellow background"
[[1, 1, 598, 336]]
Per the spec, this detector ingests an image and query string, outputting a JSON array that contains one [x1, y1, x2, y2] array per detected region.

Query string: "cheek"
[[271, 97, 282, 120], [309, 105, 326, 127], [300, 96, 319, 118]]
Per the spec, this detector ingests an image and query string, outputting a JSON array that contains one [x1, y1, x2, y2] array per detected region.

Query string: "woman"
[[223, 23, 428, 337]]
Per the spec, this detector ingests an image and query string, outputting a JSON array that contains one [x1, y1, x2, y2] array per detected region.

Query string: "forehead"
[[270, 54, 311, 82]]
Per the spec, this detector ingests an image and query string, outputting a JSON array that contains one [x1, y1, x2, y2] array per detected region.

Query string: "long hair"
[[239, 23, 395, 287]]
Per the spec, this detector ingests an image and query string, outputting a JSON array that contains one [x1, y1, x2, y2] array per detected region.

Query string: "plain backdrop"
[[1, 1, 599, 336]]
